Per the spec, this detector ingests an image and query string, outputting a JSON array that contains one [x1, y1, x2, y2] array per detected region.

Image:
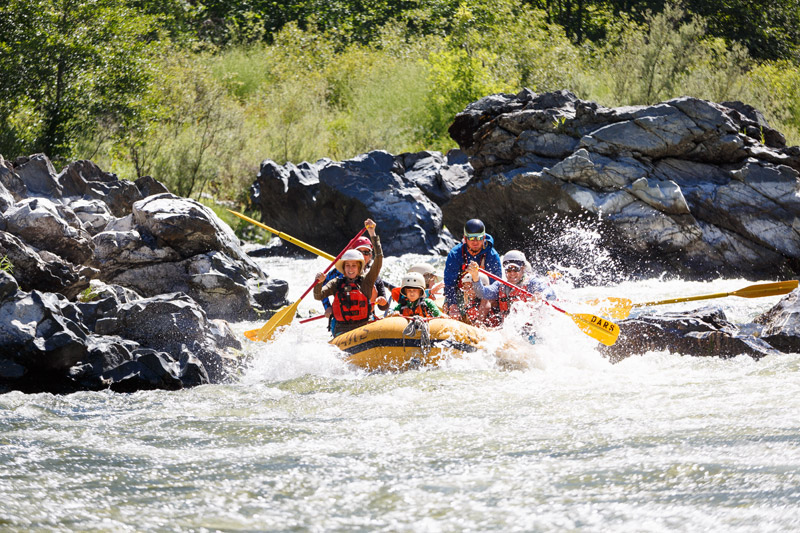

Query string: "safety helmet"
[[400, 272, 426, 295], [463, 219, 485, 238], [502, 250, 527, 268], [409, 263, 441, 280], [350, 236, 373, 252], [335, 249, 366, 274]]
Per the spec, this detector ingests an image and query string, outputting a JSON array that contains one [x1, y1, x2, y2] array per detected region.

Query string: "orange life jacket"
[[332, 278, 370, 322], [400, 301, 432, 318]]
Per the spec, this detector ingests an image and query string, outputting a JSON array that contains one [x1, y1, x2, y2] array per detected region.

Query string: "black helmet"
[[463, 219, 485, 236]]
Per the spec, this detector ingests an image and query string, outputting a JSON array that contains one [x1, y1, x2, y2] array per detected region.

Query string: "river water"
[[2, 253, 800, 532]]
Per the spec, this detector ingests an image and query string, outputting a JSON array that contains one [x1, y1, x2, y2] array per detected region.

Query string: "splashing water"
[[1, 253, 799, 531]]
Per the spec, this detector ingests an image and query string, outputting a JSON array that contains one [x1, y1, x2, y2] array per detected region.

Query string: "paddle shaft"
[[632, 280, 799, 308], [477, 269, 620, 346], [227, 210, 336, 261], [300, 227, 368, 300], [299, 314, 326, 324], [478, 268, 568, 316]]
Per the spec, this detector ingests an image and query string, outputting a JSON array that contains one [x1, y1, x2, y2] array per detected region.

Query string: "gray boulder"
[[94, 194, 288, 320], [4, 197, 94, 265], [444, 89, 800, 280], [600, 306, 783, 363], [251, 150, 460, 256], [755, 289, 800, 353], [0, 229, 94, 298]]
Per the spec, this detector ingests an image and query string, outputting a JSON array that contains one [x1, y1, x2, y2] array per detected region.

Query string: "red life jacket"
[[457, 246, 486, 292], [463, 299, 482, 325], [332, 278, 370, 322], [497, 283, 532, 315]]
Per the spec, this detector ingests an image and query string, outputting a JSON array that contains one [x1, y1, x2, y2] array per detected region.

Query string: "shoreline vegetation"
[[1, 0, 799, 221]]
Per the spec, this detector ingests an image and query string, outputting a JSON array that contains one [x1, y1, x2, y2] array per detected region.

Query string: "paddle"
[[478, 268, 620, 346], [299, 314, 326, 324], [244, 228, 367, 342], [589, 280, 799, 320], [227, 209, 335, 262]]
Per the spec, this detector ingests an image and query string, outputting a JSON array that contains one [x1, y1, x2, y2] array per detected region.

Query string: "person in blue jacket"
[[443, 219, 502, 318]]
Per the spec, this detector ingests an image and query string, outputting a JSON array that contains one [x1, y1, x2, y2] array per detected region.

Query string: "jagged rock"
[[0, 230, 93, 298], [94, 194, 288, 320], [0, 178, 16, 212], [135, 175, 170, 197], [65, 198, 114, 235], [57, 159, 143, 216], [13, 153, 63, 198], [600, 307, 783, 363], [4, 197, 94, 265], [443, 90, 800, 280], [251, 150, 459, 256], [93, 292, 234, 383], [755, 289, 800, 353], [0, 155, 27, 202]]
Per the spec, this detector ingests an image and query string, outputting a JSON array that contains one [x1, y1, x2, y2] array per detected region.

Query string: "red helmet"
[[350, 236, 373, 251]]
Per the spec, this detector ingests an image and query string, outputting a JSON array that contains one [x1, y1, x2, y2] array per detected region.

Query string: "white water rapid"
[[2, 252, 799, 532]]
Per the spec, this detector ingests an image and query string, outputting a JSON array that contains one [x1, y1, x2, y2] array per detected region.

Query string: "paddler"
[[466, 250, 555, 327], [390, 272, 442, 318], [389, 263, 443, 306], [442, 219, 502, 319], [313, 219, 383, 337], [320, 235, 389, 332], [457, 270, 492, 327]]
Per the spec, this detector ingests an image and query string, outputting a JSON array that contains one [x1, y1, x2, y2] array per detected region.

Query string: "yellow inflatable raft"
[[330, 316, 488, 371]]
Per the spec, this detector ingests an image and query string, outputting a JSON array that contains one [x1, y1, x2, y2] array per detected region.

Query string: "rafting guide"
[[442, 219, 502, 319]]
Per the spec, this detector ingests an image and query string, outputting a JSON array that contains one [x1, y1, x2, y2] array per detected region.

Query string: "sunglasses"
[[357, 248, 372, 255], [464, 234, 485, 242], [504, 264, 522, 272]]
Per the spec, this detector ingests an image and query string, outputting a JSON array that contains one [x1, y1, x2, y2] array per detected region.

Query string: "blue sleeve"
[[442, 245, 463, 307], [474, 280, 501, 301], [485, 248, 502, 278]]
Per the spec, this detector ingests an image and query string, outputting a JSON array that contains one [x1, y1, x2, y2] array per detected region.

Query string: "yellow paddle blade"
[[570, 313, 621, 346], [729, 280, 798, 298], [244, 300, 301, 342], [583, 297, 633, 320]]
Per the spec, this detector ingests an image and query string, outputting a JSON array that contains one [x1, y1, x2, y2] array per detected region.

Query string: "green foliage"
[[3, 0, 800, 210], [78, 287, 98, 303], [603, 3, 707, 105], [742, 62, 800, 146], [0, 0, 163, 161], [0, 255, 13, 275]]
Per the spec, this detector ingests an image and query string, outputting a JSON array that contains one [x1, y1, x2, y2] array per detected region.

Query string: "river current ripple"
[[2, 255, 799, 532]]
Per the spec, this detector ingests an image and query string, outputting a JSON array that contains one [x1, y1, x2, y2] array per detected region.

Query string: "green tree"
[[0, 0, 162, 160]]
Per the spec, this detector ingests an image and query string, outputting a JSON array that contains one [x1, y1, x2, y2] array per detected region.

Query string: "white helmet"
[[335, 249, 366, 274], [502, 250, 527, 266], [409, 263, 441, 280], [400, 272, 426, 295], [461, 271, 489, 286]]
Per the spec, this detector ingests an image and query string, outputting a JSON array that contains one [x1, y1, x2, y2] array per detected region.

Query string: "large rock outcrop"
[[251, 150, 471, 255], [0, 154, 288, 393], [444, 89, 800, 281]]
